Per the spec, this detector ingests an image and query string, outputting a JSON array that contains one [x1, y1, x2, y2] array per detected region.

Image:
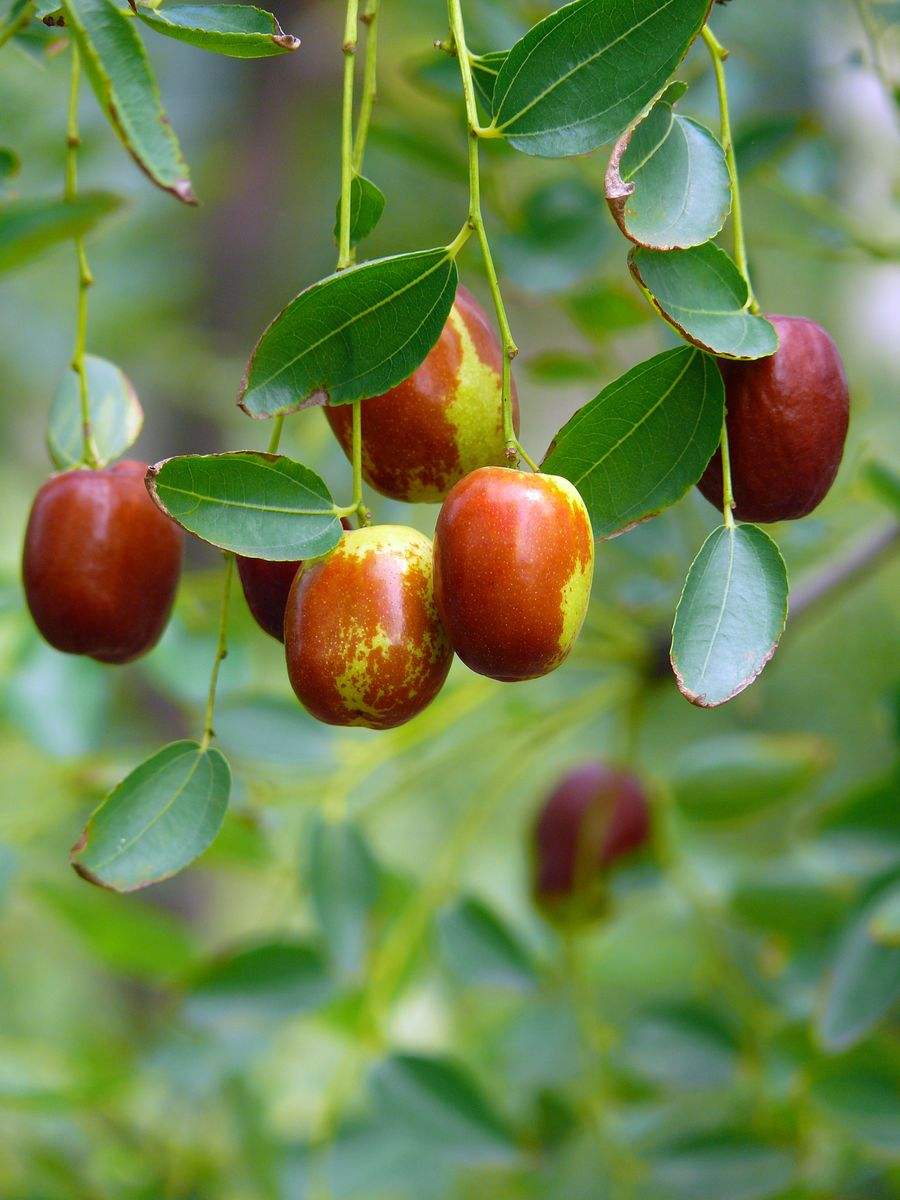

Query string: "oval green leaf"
[[490, 0, 711, 158], [648, 1132, 795, 1200], [607, 97, 731, 249], [60, 0, 195, 203], [818, 880, 900, 1051], [238, 248, 458, 417], [47, 354, 143, 469], [147, 451, 342, 560], [542, 346, 724, 539], [309, 814, 380, 982], [669, 733, 830, 821], [0, 191, 121, 274], [187, 939, 333, 1022], [629, 243, 779, 360], [620, 1003, 739, 1091], [332, 174, 386, 250], [136, 2, 300, 57], [671, 523, 789, 707], [471, 49, 508, 112], [70, 740, 231, 892]]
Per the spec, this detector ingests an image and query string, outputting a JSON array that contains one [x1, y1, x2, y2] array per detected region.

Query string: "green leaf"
[[490, 0, 710, 158], [629, 243, 779, 360], [810, 1056, 900, 1154], [136, 2, 300, 58], [818, 880, 900, 1051], [7, 637, 110, 757], [238, 248, 458, 418], [607, 96, 731, 249], [671, 524, 789, 708], [523, 349, 600, 383], [863, 459, 900, 513], [731, 864, 847, 939], [620, 1003, 739, 1091], [0, 146, 21, 184], [60, 0, 195, 203], [0, 191, 121, 273], [495, 178, 611, 295], [332, 174, 385, 250], [0, 0, 32, 49], [308, 815, 379, 982], [187, 939, 333, 1022], [647, 1132, 795, 1200], [47, 354, 143, 469], [669, 733, 830, 821], [734, 113, 813, 176], [370, 1054, 519, 1165], [471, 49, 508, 112], [542, 347, 724, 539], [215, 696, 335, 769], [566, 280, 652, 340], [36, 878, 196, 981], [438, 896, 537, 991], [146, 451, 342, 559], [70, 740, 231, 892]]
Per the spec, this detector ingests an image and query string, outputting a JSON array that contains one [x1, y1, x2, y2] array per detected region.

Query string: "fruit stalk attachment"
[[200, 552, 235, 751], [446, 0, 539, 473], [65, 45, 99, 470]]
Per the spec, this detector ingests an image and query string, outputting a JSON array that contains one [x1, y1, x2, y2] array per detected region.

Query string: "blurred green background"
[[1, 1, 899, 1196]]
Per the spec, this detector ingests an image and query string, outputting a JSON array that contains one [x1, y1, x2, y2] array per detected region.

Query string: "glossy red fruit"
[[698, 315, 850, 522], [284, 525, 452, 729], [22, 460, 183, 664], [236, 520, 351, 642], [533, 763, 651, 917], [433, 467, 594, 682], [325, 285, 519, 503]]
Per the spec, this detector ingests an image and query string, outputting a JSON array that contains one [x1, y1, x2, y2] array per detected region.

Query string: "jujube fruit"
[[532, 763, 651, 919], [433, 467, 594, 682], [22, 460, 183, 664], [698, 315, 850, 523], [284, 525, 452, 729], [325, 285, 519, 503], [236, 519, 350, 642]]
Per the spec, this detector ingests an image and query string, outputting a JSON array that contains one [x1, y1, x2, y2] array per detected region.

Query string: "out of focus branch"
[[790, 520, 900, 622]]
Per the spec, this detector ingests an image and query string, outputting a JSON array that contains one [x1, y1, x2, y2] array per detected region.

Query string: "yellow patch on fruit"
[[558, 553, 594, 657], [445, 306, 507, 476], [334, 620, 393, 725]]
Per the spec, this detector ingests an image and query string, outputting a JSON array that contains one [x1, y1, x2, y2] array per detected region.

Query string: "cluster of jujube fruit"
[[21, 286, 595, 732]]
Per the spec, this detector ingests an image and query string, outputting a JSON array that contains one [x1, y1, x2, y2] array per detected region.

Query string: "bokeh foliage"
[[1, 0, 899, 1196]]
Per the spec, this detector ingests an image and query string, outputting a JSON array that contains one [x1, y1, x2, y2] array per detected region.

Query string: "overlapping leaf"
[[47, 354, 143, 469], [147, 451, 343, 559], [238, 249, 457, 417], [136, 2, 300, 58], [0, 0, 32, 49], [332, 174, 385, 249], [671, 523, 788, 707], [542, 347, 724, 539], [60, 0, 195, 202], [606, 93, 731, 249], [490, 0, 711, 157], [629, 243, 779, 359], [71, 740, 231, 892]]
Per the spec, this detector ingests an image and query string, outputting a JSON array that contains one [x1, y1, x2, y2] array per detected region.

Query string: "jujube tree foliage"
[[2, 0, 898, 1195]]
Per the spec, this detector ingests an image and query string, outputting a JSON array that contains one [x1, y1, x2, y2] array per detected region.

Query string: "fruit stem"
[[337, 0, 359, 273], [719, 415, 737, 530], [65, 45, 99, 471], [702, 24, 759, 315], [200, 552, 235, 751], [351, 0, 380, 175], [447, 0, 538, 471], [266, 414, 284, 454]]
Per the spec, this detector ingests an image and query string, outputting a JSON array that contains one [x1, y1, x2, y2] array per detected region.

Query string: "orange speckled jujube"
[[284, 525, 453, 729], [433, 467, 595, 682], [325, 285, 519, 503], [22, 460, 184, 664]]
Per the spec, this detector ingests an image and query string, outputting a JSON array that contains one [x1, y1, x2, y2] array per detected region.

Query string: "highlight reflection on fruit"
[[325, 285, 518, 503], [284, 525, 452, 729]]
